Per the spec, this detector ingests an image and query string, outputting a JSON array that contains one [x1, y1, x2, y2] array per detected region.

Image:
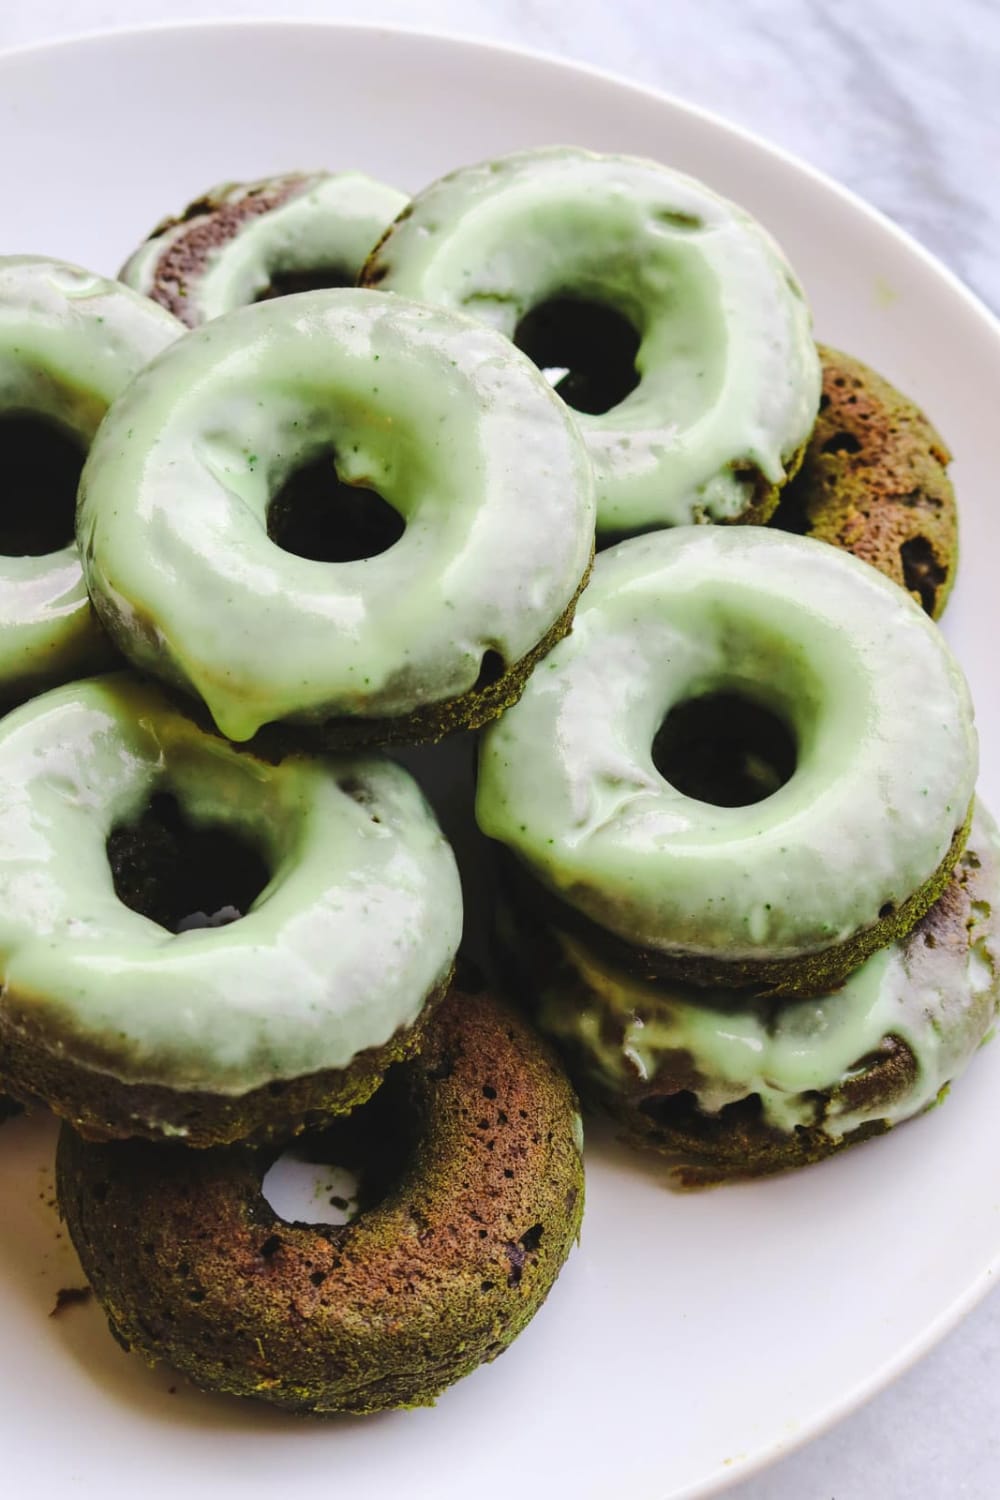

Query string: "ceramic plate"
[[0, 21, 998, 1500]]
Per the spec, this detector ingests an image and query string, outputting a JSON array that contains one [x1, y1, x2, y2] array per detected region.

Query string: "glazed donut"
[[771, 345, 957, 618], [500, 803, 1000, 1183], [0, 674, 461, 1145], [78, 289, 595, 747], [362, 147, 821, 537], [120, 171, 407, 327], [477, 527, 977, 995], [56, 977, 585, 1413], [0, 256, 181, 705]]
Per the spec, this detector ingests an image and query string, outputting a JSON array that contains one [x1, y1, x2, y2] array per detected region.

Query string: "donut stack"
[[0, 146, 990, 1417]]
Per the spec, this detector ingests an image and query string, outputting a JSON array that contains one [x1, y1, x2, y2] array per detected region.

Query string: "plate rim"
[[1, 19, 999, 1499]]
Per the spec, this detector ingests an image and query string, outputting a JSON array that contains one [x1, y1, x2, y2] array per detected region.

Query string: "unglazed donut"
[[477, 527, 977, 995], [0, 256, 181, 705], [57, 977, 585, 1413], [499, 803, 1000, 1182], [771, 345, 958, 618], [362, 147, 821, 537], [78, 288, 595, 747], [120, 171, 407, 327], [0, 674, 461, 1145]]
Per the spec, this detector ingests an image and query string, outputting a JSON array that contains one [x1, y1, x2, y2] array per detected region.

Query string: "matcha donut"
[[500, 803, 1000, 1183], [477, 527, 977, 995], [771, 345, 958, 618], [0, 256, 181, 706], [56, 976, 585, 1413], [78, 288, 595, 747], [0, 674, 461, 1145], [120, 171, 407, 328], [362, 146, 821, 538]]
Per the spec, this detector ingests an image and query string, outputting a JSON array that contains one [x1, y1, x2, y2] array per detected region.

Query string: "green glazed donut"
[[771, 345, 958, 618], [120, 171, 408, 328], [477, 527, 977, 995], [0, 256, 182, 706], [56, 977, 585, 1413], [362, 147, 821, 538], [0, 674, 461, 1145], [78, 288, 595, 747], [499, 803, 1000, 1183]]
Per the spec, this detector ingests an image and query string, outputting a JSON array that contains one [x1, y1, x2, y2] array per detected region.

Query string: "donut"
[[476, 527, 977, 995], [362, 146, 821, 538], [0, 674, 461, 1145], [771, 346, 957, 617], [56, 976, 585, 1413], [0, 256, 181, 707], [120, 171, 407, 328], [78, 289, 595, 748], [499, 803, 1000, 1183]]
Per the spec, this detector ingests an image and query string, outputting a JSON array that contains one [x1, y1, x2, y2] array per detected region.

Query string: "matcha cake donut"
[[771, 345, 958, 618], [499, 802, 1000, 1184], [0, 256, 181, 707], [78, 288, 595, 748], [120, 171, 407, 327], [0, 674, 461, 1145], [362, 146, 821, 538], [477, 527, 977, 995], [57, 976, 585, 1413]]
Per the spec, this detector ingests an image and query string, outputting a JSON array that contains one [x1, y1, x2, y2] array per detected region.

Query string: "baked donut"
[[362, 147, 821, 538], [771, 346, 957, 617], [120, 171, 407, 328], [56, 976, 585, 1413], [499, 803, 1000, 1183], [0, 256, 181, 707], [477, 527, 977, 995], [78, 288, 595, 747], [0, 674, 461, 1145]]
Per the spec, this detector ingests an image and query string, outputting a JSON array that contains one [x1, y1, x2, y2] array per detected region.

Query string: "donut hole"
[[254, 266, 353, 301], [107, 791, 271, 933], [0, 412, 85, 555], [653, 691, 797, 807], [514, 296, 641, 415], [261, 1070, 416, 1232], [267, 452, 405, 563]]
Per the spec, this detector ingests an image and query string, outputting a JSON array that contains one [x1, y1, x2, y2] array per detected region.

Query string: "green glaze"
[[0, 257, 182, 699], [121, 172, 407, 327], [364, 146, 821, 536], [477, 527, 977, 965], [78, 288, 595, 742], [517, 802, 1000, 1139], [0, 674, 461, 1094]]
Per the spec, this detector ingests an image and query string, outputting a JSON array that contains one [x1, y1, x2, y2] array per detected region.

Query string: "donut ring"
[[120, 171, 407, 328], [0, 674, 461, 1145], [56, 978, 585, 1414], [0, 257, 181, 706], [477, 527, 977, 995], [79, 288, 594, 747], [363, 147, 821, 537], [771, 345, 958, 618], [501, 803, 1000, 1183]]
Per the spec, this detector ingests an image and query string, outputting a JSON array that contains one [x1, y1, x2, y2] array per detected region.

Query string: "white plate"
[[1, 20, 999, 1500]]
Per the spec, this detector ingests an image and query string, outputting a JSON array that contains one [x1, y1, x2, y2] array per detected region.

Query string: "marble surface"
[[1, 3, 999, 1497]]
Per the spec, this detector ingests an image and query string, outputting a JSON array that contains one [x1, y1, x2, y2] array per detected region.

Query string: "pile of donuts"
[[0, 148, 991, 1414]]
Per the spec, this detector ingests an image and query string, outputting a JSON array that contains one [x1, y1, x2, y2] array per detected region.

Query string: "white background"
[[2, 4, 999, 1497]]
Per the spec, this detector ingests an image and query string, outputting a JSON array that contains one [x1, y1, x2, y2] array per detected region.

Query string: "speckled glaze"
[[121, 171, 407, 327], [363, 146, 821, 536], [0, 257, 182, 700], [515, 803, 1000, 1141], [78, 288, 596, 742], [0, 674, 462, 1096], [477, 527, 977, 970]]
